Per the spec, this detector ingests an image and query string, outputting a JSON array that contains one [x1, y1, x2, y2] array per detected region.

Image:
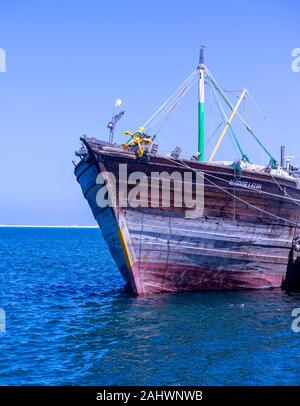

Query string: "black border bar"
[[0, 386, 299, 401]]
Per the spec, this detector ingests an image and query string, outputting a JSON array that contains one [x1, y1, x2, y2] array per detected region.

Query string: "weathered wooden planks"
[[74, 139, 300, 295]]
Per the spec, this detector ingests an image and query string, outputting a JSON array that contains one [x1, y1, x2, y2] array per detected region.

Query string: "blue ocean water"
[[0, 227, 300, 386]]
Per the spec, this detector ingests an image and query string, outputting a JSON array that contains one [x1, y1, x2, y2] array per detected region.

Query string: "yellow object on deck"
[[123, 128, 153, 157]]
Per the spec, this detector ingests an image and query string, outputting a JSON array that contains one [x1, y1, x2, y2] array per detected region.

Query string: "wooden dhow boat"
[[74, 49, 300, 295]]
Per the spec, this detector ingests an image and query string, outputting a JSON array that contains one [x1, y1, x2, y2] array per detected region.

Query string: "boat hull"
[[74, 139, 300, 295]]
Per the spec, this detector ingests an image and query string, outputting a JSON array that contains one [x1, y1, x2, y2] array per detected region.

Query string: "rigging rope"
[[163, 154, 300, 228], [246, 90, 266, 119], [270, 172, 300, 209], [146, 73, 199, 133], [205, 121, 224, 149], [201, 168, 300, 206], [143, 69, 198, 132], [141, 64, 278, 171], [207, 74, 248, 161], [205, 67, 278, 168]]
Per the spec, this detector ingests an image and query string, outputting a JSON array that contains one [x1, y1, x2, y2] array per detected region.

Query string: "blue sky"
[[0, 0, 299, 225]]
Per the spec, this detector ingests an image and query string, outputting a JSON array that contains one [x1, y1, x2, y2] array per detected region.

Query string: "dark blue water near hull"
[[0, 227, 300, 385]]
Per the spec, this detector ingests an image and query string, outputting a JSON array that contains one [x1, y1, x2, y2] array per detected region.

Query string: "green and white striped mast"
[[198, 46, 205, 161]]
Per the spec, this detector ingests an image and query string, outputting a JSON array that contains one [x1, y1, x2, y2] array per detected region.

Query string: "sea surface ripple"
[[0, 227, 300, 385]]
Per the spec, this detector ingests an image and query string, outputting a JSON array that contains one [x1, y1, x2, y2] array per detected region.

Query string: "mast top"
[[199, 45, 206, 67]]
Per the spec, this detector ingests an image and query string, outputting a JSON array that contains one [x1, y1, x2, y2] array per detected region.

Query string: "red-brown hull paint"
[[131, 262, 283, 294]]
